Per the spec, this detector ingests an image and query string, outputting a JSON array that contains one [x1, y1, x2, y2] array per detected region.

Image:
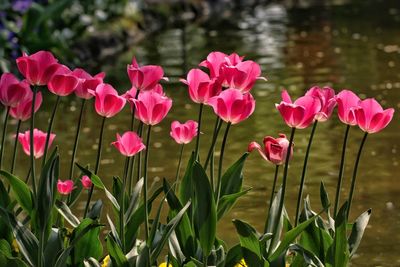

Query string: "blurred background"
[[1, 0, 400, 265]]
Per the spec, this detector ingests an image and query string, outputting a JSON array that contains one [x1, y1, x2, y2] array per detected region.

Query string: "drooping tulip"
[[89, 83, 126, 118], [47, 64, 79, 96], [18, 129, 56, 158], [180, 68, 221, 104], [248, 134, 293, 165], [57, 180, 74, 195], [170, 120, 198, 144], [10, 90, 43, 121], [335, 90, 361, 125], [16, 50, 60, 86], [275, 90, 321, 129], [127, 57, 167, 91], [72, 68, 105, 99], [81, 175, 92, 189], [0, 73, 30, 107], [199, 51, 243, 78], [129, 91, 172, 125], [207, 89, 256, 124], [354, 98, 394, 134], [305, 86, 336, 122], [111, 131, 146, 157]]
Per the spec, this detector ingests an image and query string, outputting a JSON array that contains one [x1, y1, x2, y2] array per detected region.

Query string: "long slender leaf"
[[0, 171, 33, 214], [233, 219, 264, 266], [55, 200, 80, 227], [348, 209, 371, 257]]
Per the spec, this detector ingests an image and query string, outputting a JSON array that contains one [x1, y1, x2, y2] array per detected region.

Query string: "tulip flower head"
[[170, 120, 198, 144], [89, 83, 126, 118], [57, 180, 74, 195], [0, 73, 31, 107], [10, 90, 43, 121], [248, 134, 293, 165], [275, 90, 322, 129], [336, 90, 361, 126], [72, 68, 105, 99], [129, 91, 172, 125], [16, 50, 60, 86], [199, 51, 244, 78], [18, 129, 56, 159], [81, 175, 92, 189], [127, 57, 167, 91], [305, 86, 336, 122], [354, 98, 394, 134], [112, 131, 146, 157], [207, 89, 256, 125], [47, 64, 79, 96]]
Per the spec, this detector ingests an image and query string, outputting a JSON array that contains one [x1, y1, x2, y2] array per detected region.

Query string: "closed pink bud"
[[127, 57, 167, 91], [72, 68, 105, 99], [275, 90, 321, 129], [16, 51, 60, 86], [0, 73, 31, 107], [207, 89, 256, 125], [180, 69, 221, 104], [10, 90, 43, 121], [111, 131, 146, 157], [81, 175, 92, 189], [129, 91, 172, 125], [170, 120, 198, 144], [249, 134, 293, 165], [354, 98, 394, 134], [247, 141, 261, 152], [199, 51, 243, 78], [305, 86, 336, 122], [336, 90, 361, 125], [89, 83, 126, 118], [17, 129, 56, 158], [47, 64, 79, 96], [57, 180, 74, 195]]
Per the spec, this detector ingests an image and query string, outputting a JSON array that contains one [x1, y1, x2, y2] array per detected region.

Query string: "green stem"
[[174, 144, 185, 191], [204, 117, 222, 170], [135, 122, 144, 183], [333, 125, 351, 217], [194, 104, 204, 160], [346, 132, 368, 219], [264, 165, 279, 233], [83, 116, 106, 218], [294, 121, 318, 226], [127, 90, 140, 196], [120, 156, 130, 252], [143, 125, 152, 242], [216, 122, 231, 207], [10, 120, 21, 174], [30, 87, 38, 197], [0, 106, 10, 170]]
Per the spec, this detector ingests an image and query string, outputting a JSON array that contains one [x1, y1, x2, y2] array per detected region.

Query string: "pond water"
[[4, 1, 400, 266]]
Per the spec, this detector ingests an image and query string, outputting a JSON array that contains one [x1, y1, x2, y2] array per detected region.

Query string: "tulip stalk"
[[30, 87, 38, 197], [174, 144, 185, 191], [143, 125, 152, 242], [194, 104, 204, 160], [135, 122, 144, 184], [333, 125, 351, 217], [120, 156, 130, 252], [216, 122, 231, 206], [264, 165, 280, 232], [346, 132, 368, 219], [204, 117, 222, 170], [294, 120, 318, 226], [42, 95, 61, 169], [127, 90, 140, 195], [10, 120, 22, 174], [0, 106, 10, 170]]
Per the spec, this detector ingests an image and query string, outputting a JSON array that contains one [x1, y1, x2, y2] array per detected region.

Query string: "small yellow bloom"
[[101, 255, 110, 267], [159, 263, 172, 267], [235, 259, 247, 267], [12, 239, 19, 253]]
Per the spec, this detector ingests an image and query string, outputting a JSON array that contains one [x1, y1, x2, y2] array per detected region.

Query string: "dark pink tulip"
[[0, 73, 30, 107], [305, 86, 336, 122], [248, 134, 293, 165], [336, 90, 360, 125], [57, 180, 74, 195], [89, 83, 126, 118], [275, 90, 321, 129], [180, 68, 221, 104], [10, 90, 43, 121], [199, 51, 243, 78], [47, 64, 79, 96], [354, 98, 394, 134], [207, 89, 256, 124], [18, 129, 56, 158], [127, 57, 167, 91], [16, 51, 60, 86], [170, 120, 198, 144], [111, 131, 146, 157], [72, 68, 105, 99], [129, 91, 172, 125], [81, 175, 92, 189]]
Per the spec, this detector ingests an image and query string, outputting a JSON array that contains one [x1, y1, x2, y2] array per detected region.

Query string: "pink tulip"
[[249, 134, 293, 165], [199, 51, 243, 78], [207, 89, 256, 125], [16, 51, 60, 86], [57, 180, 74, 195], [10, 90, 43, 121], [123, 84, 164, 101], [180, 69, 221, 104], [0, 73, 31, 107], [72, 68, 105, 99], [18, 129, 56, 158], [47, 64, 79, 96], [81, 175, 92, 189], [305, 86, 336, 122], [127, 57, 167, 91], [275, 90, 321, 129], [111, 131, 146, 157], [89, 83, 126, 118], [336, 90, 361, 125], [129, 91, 172, 125], [354, 98, 394, 134], [170, 120, 198, 144]]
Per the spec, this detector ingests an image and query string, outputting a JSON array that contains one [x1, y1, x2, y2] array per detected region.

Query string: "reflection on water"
[[4, 1, 400, 265]]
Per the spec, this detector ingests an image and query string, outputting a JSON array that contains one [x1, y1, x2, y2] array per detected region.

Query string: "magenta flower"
[[170, 120, 198, 144], [207, 89, 256, 124], [16, 51, 60, 86], [275, 90, 321, 129], [180, 68, 221, 104], [354, 98, 394, 134], [199, 51, 243, 78], [89, 83, 126, 118], [129, 91, 172, 125], [0, 73, 30, 107], [47, 64, 79, 96], [336, 90, 361, 126], [305, 86, 336, 122], [81, 175, 92, 189], [10, 90, 43, 121], [18, 129, 56, 159], [72, 68, 105, 99], [248, 134, 293, 165], [57, 180, 74, 195], [127, 57, 167, 91], [111, 131, 146, 157]]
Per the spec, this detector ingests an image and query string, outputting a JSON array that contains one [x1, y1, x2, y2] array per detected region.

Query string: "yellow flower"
[[12, 239, 19, 253], [159, 263, 172, 267], [101, 255, 110, 267], [235, 259, 247, 267]]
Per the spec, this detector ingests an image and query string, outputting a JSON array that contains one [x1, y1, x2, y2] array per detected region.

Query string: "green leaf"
[[106, 234, 129, 267], [289, 244, 324, 267], [0, 239, 29, 267], [44, 228, 63, 266], [217, 189, 250, 221], [179, 152, 195, 204], [348, 209, 371, 257], [0, 171, 33, 214], [125, 177, 144, 223], [83, 257, 101, 267], [219, 153, 248, 199], [233, 219, 264, 266], [55, 200, 80, 228], [327, 202, 349, 267], [87, 200, 103, 220], [265, 187, 283, 254], [225, 244, 243, 267]]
